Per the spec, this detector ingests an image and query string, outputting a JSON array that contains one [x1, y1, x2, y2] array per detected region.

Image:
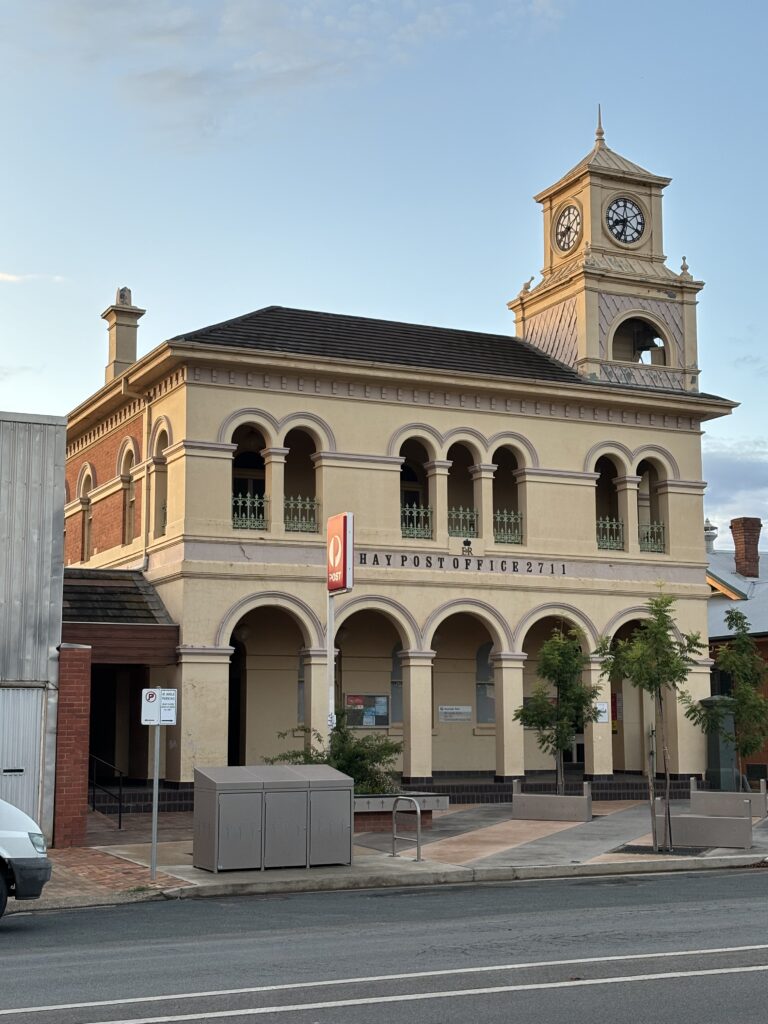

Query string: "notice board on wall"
[[345, 694, 389, 727]]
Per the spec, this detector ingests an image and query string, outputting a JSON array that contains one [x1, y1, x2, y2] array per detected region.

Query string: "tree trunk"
[[556, 749, 564, 796], [658, 693, 673, 852]]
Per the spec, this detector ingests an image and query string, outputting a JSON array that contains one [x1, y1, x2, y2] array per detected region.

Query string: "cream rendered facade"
[[64, 128, 734, 788]]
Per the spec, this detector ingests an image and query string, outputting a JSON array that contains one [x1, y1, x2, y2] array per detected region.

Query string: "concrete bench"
[[655, 797, 753, 850], [511, 780, 592, 822], [689, 777, 767, 819]]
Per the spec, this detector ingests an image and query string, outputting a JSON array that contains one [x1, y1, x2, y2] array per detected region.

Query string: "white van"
[[0, 798, 52, 919]]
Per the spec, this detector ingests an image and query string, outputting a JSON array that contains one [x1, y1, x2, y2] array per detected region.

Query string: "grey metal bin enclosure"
[[193, 767, 264, 872], [193, 765, 353, 872]]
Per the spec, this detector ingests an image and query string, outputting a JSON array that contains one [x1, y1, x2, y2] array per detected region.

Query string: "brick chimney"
[[730, 517, 762, 577], [102, 287, 145, 383]]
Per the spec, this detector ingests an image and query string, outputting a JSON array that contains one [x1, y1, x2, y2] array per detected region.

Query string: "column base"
[[583, 774, 614, 782], [401, 776, 433, 786]]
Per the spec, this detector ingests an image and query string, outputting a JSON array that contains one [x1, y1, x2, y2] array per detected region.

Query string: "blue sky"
[[1, 0, 766, 543]]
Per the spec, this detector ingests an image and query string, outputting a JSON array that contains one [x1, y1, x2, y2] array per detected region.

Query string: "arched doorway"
[[608, 620, 649, 773]]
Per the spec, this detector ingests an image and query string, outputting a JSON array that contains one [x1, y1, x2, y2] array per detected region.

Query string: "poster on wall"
[[345, 694, 389, 727]]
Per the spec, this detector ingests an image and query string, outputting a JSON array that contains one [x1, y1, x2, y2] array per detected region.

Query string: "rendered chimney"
[[102, 287, 146, 383], [704, 518, 718, 554], [730, 517, 762, 578]]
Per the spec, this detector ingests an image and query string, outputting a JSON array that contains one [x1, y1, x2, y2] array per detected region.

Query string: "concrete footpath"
[[8, 800, 768, 915]]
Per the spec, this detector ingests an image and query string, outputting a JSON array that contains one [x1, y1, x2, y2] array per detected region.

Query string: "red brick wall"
[[65, 417, 143, 498], [91, 490, 124, 555], [64, 508, 84, 564], [354, 810, 432, 833], [54, 645, 92, 848]]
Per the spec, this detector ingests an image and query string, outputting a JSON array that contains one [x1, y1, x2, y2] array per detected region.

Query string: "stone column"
[[584, 656, 613, 780], [470, 463, 497, 545], [425, 460, 451, 543], [400, 650, 435, 783], [301, 647, 330, 747], [663, 659, 712, 778], [165, 646, 233, 781], [262, 446, 289, 535], [614, 475, 641, 556], [492, 652, 526, 781]]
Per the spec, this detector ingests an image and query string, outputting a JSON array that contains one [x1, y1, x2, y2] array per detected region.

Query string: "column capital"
[[261, 446, 289, 463], [399, 649, 436, 665], [300, 647, 329, 665], [470, 463, 497, 480], [424, 460, 452, 475], [613, 475, 642, 491], [176, 645, 234, 664], [491, 651, 527, 665]]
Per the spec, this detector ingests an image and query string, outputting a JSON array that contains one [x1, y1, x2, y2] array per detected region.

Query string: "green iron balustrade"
[[232, 492, 268, 530], [493, 509, 523, 544], [448, 506, 478, 538], [401, 503, 433, 539], [639, 521, 665, 553], [284, 495, 320, 533], [596, 516, 624, 551]]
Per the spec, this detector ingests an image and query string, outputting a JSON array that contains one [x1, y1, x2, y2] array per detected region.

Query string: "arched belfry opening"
[[611, 317, 667, 366]]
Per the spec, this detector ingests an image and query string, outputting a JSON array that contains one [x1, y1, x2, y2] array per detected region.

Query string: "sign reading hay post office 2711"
[[357, 550, 568, 576]]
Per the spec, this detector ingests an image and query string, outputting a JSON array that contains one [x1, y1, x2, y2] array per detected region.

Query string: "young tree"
[[682, 609, 768, 790], [265, 712, 403, 794], [513, 627, 601, 796], [596, 593, 704, 852]]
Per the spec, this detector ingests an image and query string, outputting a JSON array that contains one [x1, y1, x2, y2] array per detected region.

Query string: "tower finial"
[[595, 104, 605, 148]]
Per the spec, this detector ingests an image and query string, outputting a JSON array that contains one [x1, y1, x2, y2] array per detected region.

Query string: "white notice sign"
[[160, 689, 178, 726], [438, 705, 473, 722], [141, 689, 162, 725], [596, 701, 610, 724]]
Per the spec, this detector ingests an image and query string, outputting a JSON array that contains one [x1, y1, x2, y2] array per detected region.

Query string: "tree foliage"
[[596, 592, 704, 851], [514, 627, 601, 794], [264, 713, 403, 794], [683, 609, 768, 768]]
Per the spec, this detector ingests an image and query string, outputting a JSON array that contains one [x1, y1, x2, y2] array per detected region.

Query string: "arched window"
[[399, 439, 431, 538], [447, 443, 477, 538], [595, 455, 624, 550], [122, 451, 136, 545], [232, 425, 267, 530], [153, 430, 168, 538], [637, 459, 665, 552], [492, 446, 523, 544], [611, 317, 667, 366], [284, 428, 318, 533], [80, 471, 93, 561], [475, 641, 495, 724]]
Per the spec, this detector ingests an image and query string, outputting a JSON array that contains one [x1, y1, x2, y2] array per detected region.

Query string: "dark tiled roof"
[[171, 305, 585, 385], [63, 569, 175, 625]]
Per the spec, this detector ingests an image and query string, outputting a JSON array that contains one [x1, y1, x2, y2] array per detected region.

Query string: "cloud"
[[0, 272, 65, 284], [0, 365, 37, 381], [28, 0, 564, 138], [703, 437, 768, 544], [733, 354, 768, 378]]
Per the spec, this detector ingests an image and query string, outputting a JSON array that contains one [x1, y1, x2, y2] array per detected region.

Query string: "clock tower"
[[508, 112, 702, 392]]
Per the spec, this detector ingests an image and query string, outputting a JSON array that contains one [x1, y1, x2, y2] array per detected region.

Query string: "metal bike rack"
[[391, 795, 422, 862]]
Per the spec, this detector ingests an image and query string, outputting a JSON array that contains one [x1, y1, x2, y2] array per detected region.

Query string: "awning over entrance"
[[61, 568, 179, 664]]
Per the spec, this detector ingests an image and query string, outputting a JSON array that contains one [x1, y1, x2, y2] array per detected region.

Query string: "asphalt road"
[[3, 869, 768, 1023]]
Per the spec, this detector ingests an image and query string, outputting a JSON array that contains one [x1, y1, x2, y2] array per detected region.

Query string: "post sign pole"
[[141, 687, 177, 883], [326, 513, 354, 740], [150, 723, 160, 881]]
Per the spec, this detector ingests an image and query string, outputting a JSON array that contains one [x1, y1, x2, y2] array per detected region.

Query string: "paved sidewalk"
[[7, 801, 768, 916]]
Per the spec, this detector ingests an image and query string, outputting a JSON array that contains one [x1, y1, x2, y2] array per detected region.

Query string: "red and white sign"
[[327, 512, 354, 593]]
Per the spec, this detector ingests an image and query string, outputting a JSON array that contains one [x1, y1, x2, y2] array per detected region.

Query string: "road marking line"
[[92, 965, 768, 1023], [4, 943, 768, 1016]]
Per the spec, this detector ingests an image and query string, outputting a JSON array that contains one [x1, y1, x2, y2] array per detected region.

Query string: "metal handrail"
[[88, 754, 126, 830], [391, 796, 422, 862]]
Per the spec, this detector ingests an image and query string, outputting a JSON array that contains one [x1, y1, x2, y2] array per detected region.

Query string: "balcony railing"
[[401, 503, 433, 539], [232, 492, 268, 530], [284, 495, 319, 533], [596, 516, 624, 551], [448, 506, 478, 538], [493, 509, 523, 544], [639, 521, 665, 553]]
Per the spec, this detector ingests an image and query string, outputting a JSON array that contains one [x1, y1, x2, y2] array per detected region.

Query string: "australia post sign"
[[327, 512, 354, 593]]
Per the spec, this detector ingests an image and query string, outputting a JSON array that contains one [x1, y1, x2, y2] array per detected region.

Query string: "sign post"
[[326, 513, 354, 737], [141, 687, 177, 880]]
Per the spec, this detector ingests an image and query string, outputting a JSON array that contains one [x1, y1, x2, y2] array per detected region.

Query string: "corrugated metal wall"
[[0, 413, 66, 681], [0, 687, 44, 817]]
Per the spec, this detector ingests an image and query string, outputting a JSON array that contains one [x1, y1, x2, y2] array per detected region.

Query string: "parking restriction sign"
[[141, 689, 162, 725]]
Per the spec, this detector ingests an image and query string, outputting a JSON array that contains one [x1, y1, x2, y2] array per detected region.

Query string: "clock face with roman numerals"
[[555, 205, 581, 252], [606, 197, 645, 244]]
